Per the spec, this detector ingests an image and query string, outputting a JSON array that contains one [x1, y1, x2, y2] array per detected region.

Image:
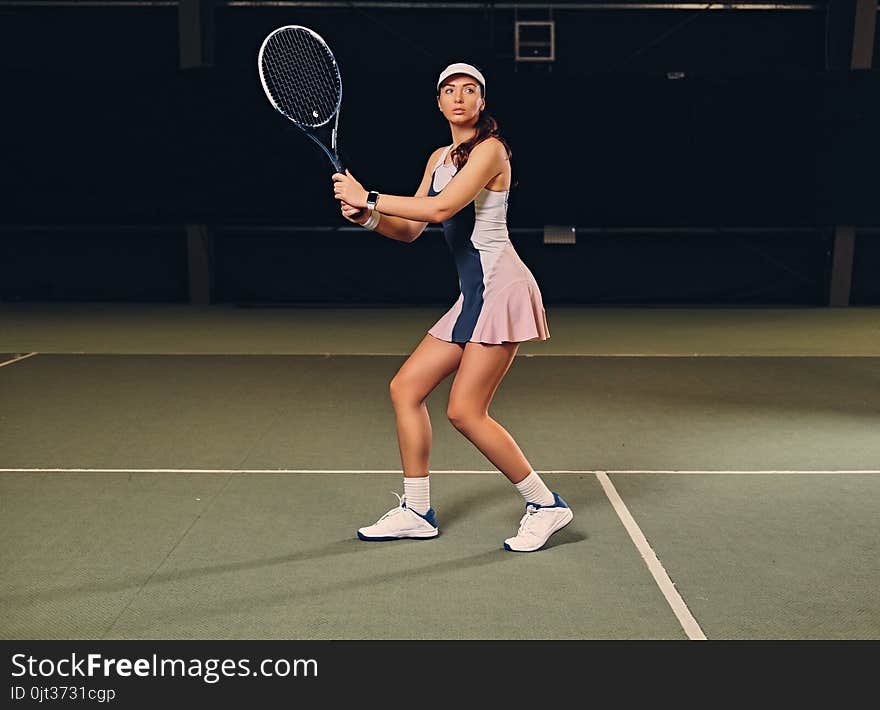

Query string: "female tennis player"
[[331, 63, 572, 552]]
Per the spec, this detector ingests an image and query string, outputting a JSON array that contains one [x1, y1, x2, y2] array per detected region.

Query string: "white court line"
[[0, 352, 39, 367], [1, 468, 879, 474], [596, 471, 707, 641]]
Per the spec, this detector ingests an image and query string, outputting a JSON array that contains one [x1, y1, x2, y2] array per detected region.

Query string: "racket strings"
[[261, 28, 341, 128]]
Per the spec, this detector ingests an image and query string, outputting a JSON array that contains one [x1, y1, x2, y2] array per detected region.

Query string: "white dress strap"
[[434, 144, 454, 170]]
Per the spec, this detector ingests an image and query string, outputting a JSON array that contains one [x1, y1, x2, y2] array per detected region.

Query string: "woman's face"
[[437, 74, 485, 126]]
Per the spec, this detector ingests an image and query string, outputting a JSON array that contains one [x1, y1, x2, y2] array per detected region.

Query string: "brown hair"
[[437, 81, 514, 179]]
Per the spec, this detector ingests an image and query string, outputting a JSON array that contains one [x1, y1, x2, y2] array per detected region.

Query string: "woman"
[[331, 62, 572, 552]]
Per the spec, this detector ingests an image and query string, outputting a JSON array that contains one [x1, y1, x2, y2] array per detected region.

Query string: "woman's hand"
[[340, 200, 370, 225], [332, 169, 368, 209]]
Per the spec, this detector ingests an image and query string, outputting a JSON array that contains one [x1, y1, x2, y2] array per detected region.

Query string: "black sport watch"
[[366, 191, 379, 210]]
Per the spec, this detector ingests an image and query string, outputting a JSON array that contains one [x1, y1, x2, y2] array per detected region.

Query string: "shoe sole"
[[357, 530, 438, 541], [503, 509, 573, 552]]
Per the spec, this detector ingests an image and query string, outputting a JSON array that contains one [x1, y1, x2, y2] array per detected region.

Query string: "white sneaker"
[[357, 492, 439, 541], [504, 492, 573, 552]]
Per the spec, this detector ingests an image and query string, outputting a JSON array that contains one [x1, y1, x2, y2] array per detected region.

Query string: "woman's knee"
[[389, 375, 422, 408], [446, 401, 484, 431], [389, 375, 406, 404]]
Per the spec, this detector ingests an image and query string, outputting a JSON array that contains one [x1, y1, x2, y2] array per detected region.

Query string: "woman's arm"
[[339, 146, 444, 242], [377, 139, 507, 223], [333, 138, 507, 225], [372, 146, 445, 243]]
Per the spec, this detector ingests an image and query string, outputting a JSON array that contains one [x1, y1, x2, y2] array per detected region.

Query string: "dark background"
[[1, 1, 877, 305]]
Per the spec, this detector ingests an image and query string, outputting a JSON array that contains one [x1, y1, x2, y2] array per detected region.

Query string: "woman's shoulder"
[[425, 144, 449, 167], [474, 135, 507, 154], [470, 136, 509, 165], [432, 143, 452, 157]]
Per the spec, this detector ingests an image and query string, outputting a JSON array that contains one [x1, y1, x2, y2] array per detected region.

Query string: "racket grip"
[[334, 161, 368, 221]]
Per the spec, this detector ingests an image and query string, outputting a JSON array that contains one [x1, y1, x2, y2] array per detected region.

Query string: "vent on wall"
[[515, 21, 555, 62]]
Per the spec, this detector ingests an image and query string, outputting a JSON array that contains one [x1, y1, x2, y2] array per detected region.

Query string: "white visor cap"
[[437, 63, 486, 96]]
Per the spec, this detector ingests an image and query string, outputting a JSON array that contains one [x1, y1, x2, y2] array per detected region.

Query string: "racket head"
[[258, 25, 343, 129]]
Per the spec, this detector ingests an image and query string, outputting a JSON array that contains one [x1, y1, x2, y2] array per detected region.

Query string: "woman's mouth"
[[453, 109, 465, 114]]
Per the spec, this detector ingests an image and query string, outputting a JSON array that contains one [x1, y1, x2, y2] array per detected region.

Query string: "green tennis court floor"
[[1, 305, 879, 639]]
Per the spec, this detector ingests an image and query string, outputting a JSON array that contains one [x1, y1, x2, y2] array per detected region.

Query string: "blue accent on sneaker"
[[415, 507, 437, 527], [525, 492, 569, 510], [503, 542, 537, 552], [358, 531, 438, 541], [357, 530, 438, 542], [400, 500, 438, 528], [503, 541, 543, 552]]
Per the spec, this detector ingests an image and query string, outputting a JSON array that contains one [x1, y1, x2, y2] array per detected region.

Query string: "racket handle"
[[336, 162, 367, 221]]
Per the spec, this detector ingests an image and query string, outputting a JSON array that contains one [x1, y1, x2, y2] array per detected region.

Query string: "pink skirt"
[[428, 242, 551, 345]]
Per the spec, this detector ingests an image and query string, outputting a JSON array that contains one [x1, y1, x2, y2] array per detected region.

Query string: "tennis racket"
[[258, 25, 364, 217]]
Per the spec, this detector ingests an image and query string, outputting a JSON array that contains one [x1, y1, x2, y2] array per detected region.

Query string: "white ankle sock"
[[403, 476, 430, 515], [515, 471, 555, 506]]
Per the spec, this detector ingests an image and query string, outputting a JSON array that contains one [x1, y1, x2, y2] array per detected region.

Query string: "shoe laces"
[[515, 504, 543, 537], [377, 491, 407, 522]]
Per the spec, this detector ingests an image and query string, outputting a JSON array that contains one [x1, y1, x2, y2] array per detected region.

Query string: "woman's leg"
[[358, 335, 465, 541], [389, 334, 465, 478], [445, 341, 532, 484], [447, 341, 573, 552]]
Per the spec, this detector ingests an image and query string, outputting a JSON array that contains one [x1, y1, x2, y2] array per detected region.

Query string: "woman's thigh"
[[447, 341, 519, 418], [390, 334, 466, 405]]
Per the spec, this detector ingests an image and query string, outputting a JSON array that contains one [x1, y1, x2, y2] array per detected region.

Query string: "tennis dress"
[[427, 144, 550, 345]]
